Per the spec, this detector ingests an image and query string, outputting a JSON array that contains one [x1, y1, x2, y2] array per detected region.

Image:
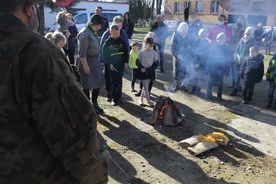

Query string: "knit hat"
[[244, 26, 254, 36], [89, 14, 103, 25], [198, 28, 208, 37], [216, 32, 226, 41]]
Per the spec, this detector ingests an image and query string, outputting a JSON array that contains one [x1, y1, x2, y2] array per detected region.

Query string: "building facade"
[[164, 0, 276, 26]]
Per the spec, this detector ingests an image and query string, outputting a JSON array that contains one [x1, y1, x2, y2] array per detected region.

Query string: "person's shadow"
[[98, 114, 236, 183]]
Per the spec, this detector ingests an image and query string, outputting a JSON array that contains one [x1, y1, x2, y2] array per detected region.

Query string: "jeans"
[[207, 74, 224, 97], [242, 81, 255, 102]]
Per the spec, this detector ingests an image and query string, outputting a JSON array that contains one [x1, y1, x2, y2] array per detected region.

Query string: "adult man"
[[0, 0, 109, 183], [150, 14, 168, 73], [95, 6, 109, 37]]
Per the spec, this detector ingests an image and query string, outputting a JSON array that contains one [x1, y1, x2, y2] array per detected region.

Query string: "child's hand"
[[110, 64, 118, 72], [141, 68, 146, 73]]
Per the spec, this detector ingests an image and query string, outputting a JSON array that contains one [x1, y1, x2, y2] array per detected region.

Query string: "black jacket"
[[240, 54, 264, 83]]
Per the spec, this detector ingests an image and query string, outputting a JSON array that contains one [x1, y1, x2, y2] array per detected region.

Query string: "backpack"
[[149, 96, 183, 126]]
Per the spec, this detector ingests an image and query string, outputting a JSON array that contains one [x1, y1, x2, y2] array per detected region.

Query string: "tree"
[[37, 0, 80, 35]]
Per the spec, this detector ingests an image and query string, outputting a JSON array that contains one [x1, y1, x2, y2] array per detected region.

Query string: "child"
[[206, 32, 231, 100], [129, 41, 139, 92], [51, 31, 66, 54], [135, 32, 159, 97], [266, 54, 276, 108], [103, 24, 129, 106], [240, 45, 264, 104], [185, 28, 210, 95], [135, 36, 159, 107]]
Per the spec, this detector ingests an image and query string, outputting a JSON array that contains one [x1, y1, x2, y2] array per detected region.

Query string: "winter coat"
[[240, 54, 264, 83], [0, 12, 109, 183], [191, 38, 210, 71], [67, 24, 78, 50], [266, 54, 276, 83], [234, 37, 256, 66], [134, 49, 159, 80], [206, 43, 231, 76], [207, 23, 232, 44], [122, 21, 134, 39]]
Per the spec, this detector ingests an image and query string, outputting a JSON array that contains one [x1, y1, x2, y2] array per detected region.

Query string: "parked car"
[[163, 20, 178, 35], [73, 11, 123, 31]]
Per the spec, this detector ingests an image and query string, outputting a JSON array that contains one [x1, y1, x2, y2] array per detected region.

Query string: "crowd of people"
[[169, 14, 275, 107], [46, 10, 276, 109], [1, 0, 276, 182]]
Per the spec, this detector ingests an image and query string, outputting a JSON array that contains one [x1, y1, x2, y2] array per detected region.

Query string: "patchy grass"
[[134, 27, 150, 34]]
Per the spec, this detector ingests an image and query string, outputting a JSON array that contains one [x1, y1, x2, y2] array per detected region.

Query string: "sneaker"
[[242, 100, 248, 104], [111, 99, 116, 106], [130, 88, 137, 92], [138, 99, 145, 106], [147, 100, 154, 107]]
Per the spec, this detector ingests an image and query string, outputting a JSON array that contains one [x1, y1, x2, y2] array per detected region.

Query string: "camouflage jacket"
[[0, 13, 109, 184]]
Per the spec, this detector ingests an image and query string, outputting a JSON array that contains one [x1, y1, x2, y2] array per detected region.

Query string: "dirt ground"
[[96, 37, 276, 184]]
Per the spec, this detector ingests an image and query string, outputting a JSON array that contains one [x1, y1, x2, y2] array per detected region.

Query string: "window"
[[210, 0, 219, 13], [174, 2, 180, 13], [196, 1, 203, 13], [74, 13, 87, 24]]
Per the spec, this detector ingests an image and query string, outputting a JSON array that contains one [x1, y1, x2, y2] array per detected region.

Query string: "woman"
[[65, 13, 78, 65], [77, 14, 105, 114], [170, 22, 193, 92], [122, 12, 134, 45]]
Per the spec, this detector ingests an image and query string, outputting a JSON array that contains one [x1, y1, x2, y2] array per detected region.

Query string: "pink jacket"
[[208, 23, 232, 44]]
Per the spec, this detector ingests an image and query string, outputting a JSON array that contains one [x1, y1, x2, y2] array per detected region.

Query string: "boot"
[[230, 89, 238, 96], [93, 103, 104, 114], [266, 100, 272, 108], [190, 86, 197, 94], [217, 92, 222, 100]]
